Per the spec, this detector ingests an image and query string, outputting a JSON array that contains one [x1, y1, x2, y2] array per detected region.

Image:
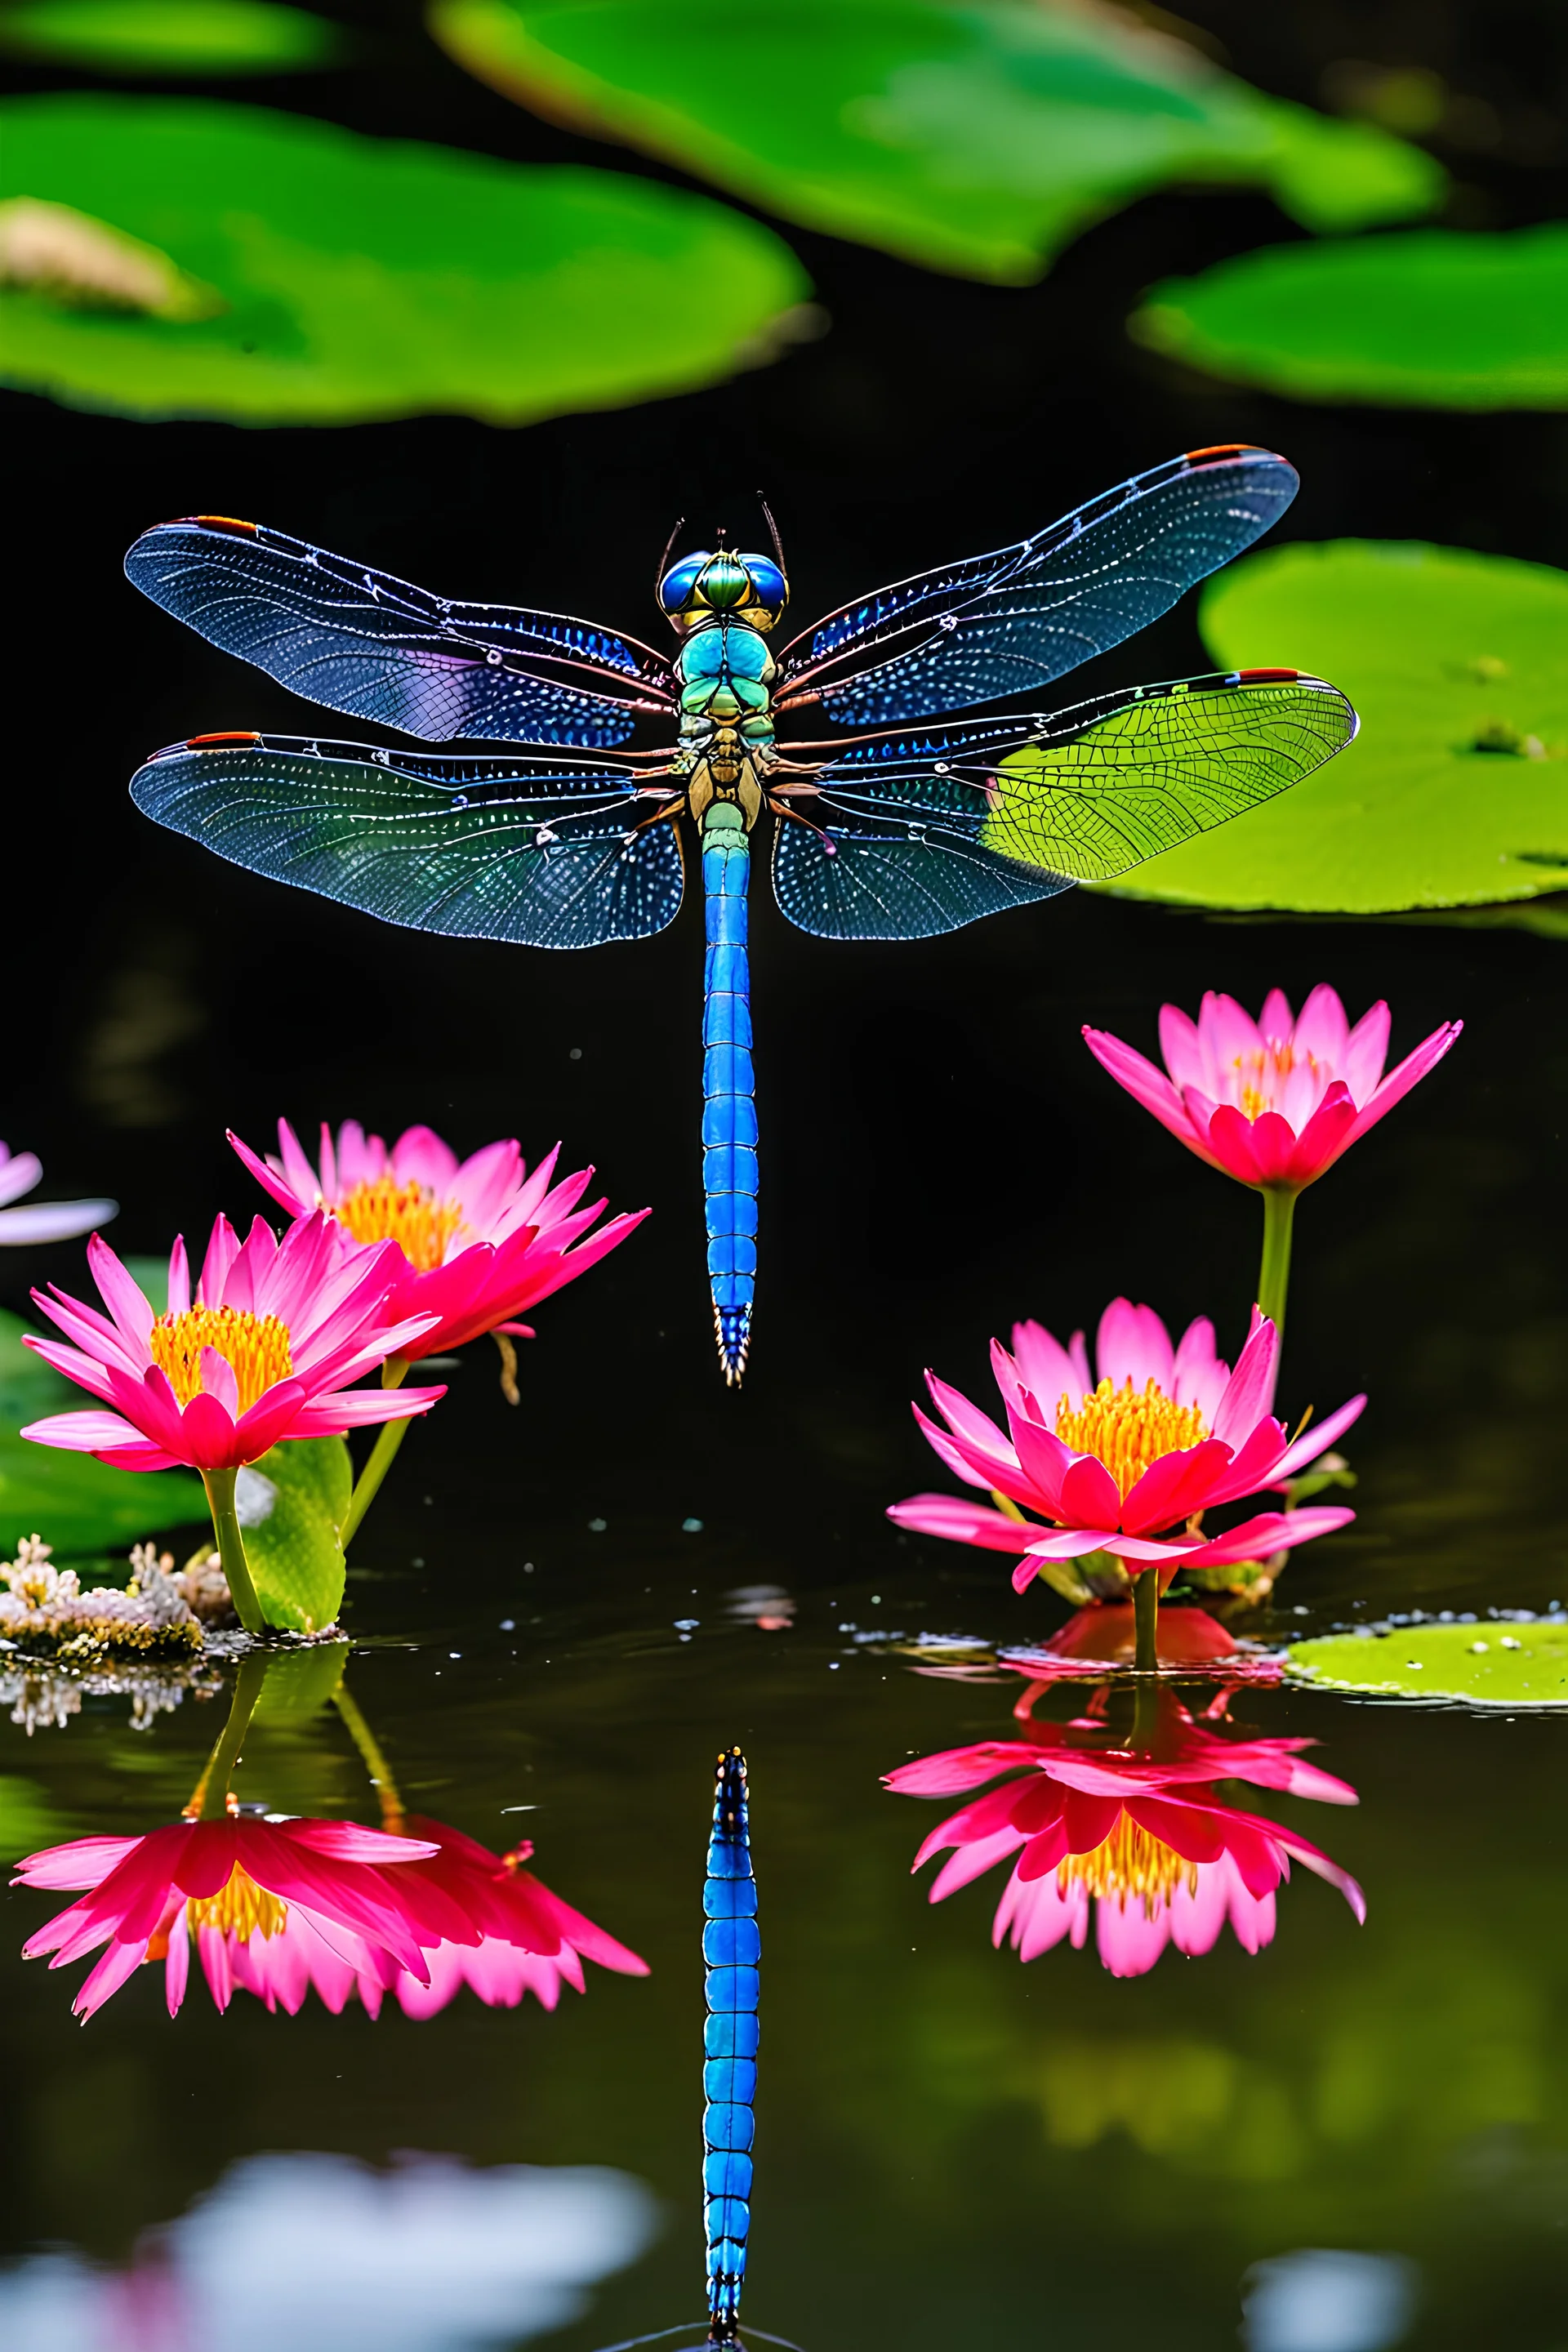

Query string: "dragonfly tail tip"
[[714, 1303, 751, 1388]]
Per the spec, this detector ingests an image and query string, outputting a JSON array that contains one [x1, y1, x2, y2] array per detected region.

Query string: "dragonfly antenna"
[[654, 514, 686, 599], [756, 495, 786, 573]]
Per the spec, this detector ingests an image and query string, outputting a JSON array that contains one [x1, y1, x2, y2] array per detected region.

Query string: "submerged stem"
[[184, 1651, 270, 1819], [1133, 1568, 1160, 1676], [202, 1465, 265, 1633], [333, 1684, 406, 1832], [339, 1357, 411, 1549], [1257, 1185, 1297, 1335]]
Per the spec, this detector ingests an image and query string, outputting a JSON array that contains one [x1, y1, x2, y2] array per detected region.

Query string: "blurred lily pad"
[[428, 0, 1442, 285], [1289, 1620, 1568, 1707], [0, 1777, 70, 1863], [1132, 225, 1568, 409], [0, 1308, 205, 1555], [0, 93, 812, 423], [1103, 541, 1568, 913], [237, 1437, 351, 1634], [0, 0, 344, 74]]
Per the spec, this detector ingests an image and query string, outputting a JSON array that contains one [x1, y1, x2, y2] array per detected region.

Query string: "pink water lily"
[[0, 1140, 115, 1245], [1083, 984, 1461, 1193], [222, 1818, 648, 2020], [888, 1298, 1362, 1592], [230, 1118, 648, 1359], [20, 1214, 444, 1474], [13, 1816, 443, 2020], [886, 1689, 1365, 1977]]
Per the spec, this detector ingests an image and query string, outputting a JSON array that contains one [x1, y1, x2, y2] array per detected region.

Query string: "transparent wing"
[[125, 517, 678, 749], [130, 733, 684, 949], [777, 447, 1298, 727], [772, 670, 1356, 941]]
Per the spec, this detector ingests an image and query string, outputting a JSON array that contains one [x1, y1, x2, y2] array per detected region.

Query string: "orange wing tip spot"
[[186, 731, 261, 747], [1236, 668, 1300, 684], [186, 514, 257, 535]]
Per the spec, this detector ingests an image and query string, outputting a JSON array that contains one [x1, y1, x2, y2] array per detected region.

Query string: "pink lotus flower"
[[13, 1815, 443, 2020], [1083, 985, 1461, 1192], [20, 1214, 444, 1473], [223, 1819, 648, 2020], [886, 1690, 1365, 1976], [230, 1119, 648, 1359], [888, 1298, 1362, 1592], [0, 1140, 115, 1245]]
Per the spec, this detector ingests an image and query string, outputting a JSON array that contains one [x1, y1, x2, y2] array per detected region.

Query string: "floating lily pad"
[[0, 0, 344, 74], [428, 0, 1441, 285], [1131, 225, 1568, 410], [0, 1309, 205, 1556], [236, 1437, 351, 1634], [1103, 541, 1568, 912], [1289, 1619, 1568, 1708], [0, 94, 811, 423]]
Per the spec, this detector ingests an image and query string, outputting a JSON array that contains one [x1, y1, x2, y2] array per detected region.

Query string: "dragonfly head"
[[659, 546, 788, 636]]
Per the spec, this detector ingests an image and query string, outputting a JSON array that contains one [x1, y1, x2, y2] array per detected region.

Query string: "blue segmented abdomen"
[[703, 1747, 757, 2342], [701, 808, 757, 1384]]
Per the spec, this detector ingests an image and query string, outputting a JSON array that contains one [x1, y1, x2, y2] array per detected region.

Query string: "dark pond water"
[[2, 2, 1566, 2345]]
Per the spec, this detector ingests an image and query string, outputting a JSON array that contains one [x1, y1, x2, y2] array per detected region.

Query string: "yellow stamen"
[[149, 1304, 292, 1411], [1055, 1375, 1207, 1499], [185, 1864, 287, 1942], [1059, 1814, 1198, 1917], [335, 1176, 464, 1272]]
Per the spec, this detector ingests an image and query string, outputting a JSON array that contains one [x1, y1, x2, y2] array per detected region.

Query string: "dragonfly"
[[124, 444, 1356, 1382]]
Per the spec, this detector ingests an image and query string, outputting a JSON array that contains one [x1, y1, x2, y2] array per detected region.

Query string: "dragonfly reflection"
[[887, 1679, 1365, 1976], [124, 448, 1356, 1381]]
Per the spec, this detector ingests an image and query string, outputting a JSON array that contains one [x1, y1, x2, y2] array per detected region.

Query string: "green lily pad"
[[428, 0, 1441, 286], [1102, 541, 1568, 913], [0, 1309, 205, 1556], [0, 0, 344, 74], [1289, 1619, 1568, 1708], [0, 93, 811, 423], [1131, 225, 1568, 410], [236, 1436, 351, 1634]]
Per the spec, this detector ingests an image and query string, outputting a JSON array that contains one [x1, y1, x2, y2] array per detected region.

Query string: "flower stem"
[[339, 1358, 411, 1550], [1257, 1185, 1298, 1334], [333, 1684, 406, 1833], [185, 1651, 270, 1819], [202, 1466, 265, 1634], [1134, 1567, 1160, 1675]]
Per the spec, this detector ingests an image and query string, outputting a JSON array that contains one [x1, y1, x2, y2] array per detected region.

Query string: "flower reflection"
[[0, 1138, 115, 1245], [0, 2152, 657, 2352], [887, 1683, 1365, 1977]]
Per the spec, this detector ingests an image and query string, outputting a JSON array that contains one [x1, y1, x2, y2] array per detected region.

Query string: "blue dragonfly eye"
[[659, 550, 712, 613], [737, 554, 786, 617]]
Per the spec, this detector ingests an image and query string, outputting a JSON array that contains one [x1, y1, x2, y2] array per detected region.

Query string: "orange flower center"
[[1055, 1376, 1208, 1499], [1059, 1814, 1198, 1917], [149, 1304, 293, 1412], [335, 1175, 464, 1272], [1232, 1040, 1323, 1123], [185, 1863, 287, 1943]]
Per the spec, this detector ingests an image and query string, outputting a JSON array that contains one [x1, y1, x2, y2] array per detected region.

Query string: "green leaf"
[[0, 93, 812, 424], [1289, 1619, 1568, 1708], [0, 1309, 205, 1556], [1131, 225, 1568, 410], [236, 1436, 351, 1633], [0, 1, 344, 74], [427, 0, 1441, 286], [1101, 541, 1568, 913]]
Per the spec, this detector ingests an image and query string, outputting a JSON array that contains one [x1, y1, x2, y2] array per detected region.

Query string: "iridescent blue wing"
[[124, 517, 678, 749], [130, 733, 684, 949], [772, 670, 1356, 941], [775, 447, 1297, 727]]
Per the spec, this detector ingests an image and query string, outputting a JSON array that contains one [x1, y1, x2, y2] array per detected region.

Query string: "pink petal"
[[1082, 1026, 1219, 1165], [1342, 1000, 1392, 1102], [1094, 1298, 1174, 1394], [1291, 982, 1349, 1071], [1346, 1020, 1463, 1149], [886, 1494, 1036, 1552]]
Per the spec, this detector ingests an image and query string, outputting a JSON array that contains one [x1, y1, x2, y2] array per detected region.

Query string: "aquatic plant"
[[887, 1299, 1361, 1667], [886, 1683, 1364, 1978], [0, 1138, 114, 1245], [19, 1218, 444, 1632], [1083, 984, 1462, 1330]]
